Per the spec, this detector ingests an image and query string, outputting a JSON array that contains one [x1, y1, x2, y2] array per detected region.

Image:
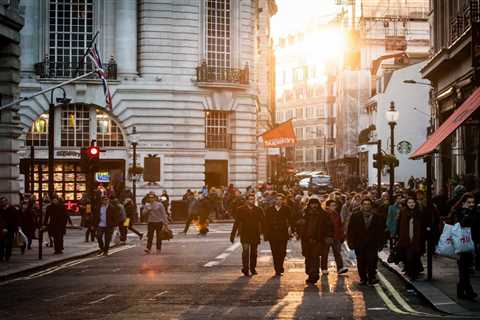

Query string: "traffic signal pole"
[[377, 139, 381, 196]]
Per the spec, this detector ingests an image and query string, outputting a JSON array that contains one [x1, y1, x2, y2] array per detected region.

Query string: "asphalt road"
[[0, 223, 458, 320]]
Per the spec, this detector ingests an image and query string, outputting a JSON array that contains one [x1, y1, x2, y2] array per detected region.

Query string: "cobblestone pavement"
[[0, 224, 467, 320]]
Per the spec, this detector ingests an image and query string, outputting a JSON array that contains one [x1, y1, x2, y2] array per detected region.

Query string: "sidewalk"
[[0, 227, 101, 280], [379, 248, 480, 316]]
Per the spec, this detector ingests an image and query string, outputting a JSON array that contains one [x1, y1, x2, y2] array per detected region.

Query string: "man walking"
[[263, 194, 291, 276], [298, 197, 333, 284], [44, 196, 70, 254], [322, 199, 348, 275], [347, 198, 385, 285], [94, 196, 120, 256], [143, 192, 169, 254], [230, 194, 263, 276]]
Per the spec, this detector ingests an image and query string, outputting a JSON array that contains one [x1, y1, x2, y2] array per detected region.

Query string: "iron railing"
[[206, 133, 232, 150], [196, 62, 249, 85], [449, 0, 480, 45], [34, 58, 117, 80]]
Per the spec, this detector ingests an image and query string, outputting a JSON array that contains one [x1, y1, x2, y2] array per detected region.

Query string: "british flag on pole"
[[86, 44, 112, 110]]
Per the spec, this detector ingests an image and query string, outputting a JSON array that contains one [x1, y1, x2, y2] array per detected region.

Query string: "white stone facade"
[[17, 0, 275, 203]]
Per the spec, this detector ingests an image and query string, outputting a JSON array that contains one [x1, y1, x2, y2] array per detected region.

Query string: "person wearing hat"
[[297, 197, 333, 284]]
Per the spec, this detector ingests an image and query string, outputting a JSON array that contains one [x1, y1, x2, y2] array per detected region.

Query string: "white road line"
[[374, 284, 409, 315], [377, 271, 418, 314], [148, 291, 168, 301], [88, 294, 116, 305], [203, 242, 241, 267]]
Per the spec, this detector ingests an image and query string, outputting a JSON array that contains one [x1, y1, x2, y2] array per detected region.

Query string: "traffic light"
[[373, 153, 383, 169], [86, 146, 100, 160], [80, 146, 100, 172]]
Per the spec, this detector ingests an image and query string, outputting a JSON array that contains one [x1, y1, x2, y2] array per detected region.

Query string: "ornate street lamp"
[[129, 126, 139, 208], [385, 101, 399, 200]]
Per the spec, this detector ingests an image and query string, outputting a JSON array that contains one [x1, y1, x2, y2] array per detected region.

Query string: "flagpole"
[[0, 70, 98, 111]]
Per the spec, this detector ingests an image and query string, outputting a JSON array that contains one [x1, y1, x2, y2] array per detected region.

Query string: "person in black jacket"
[[297, 197, 333, 284], [263, 194, 292, 276], [347, 198, 385, 285], [93, 196, 121, 256], [0, 197, 19, 262], [230, 193, 263, 276], [44, 196, 71, 254]]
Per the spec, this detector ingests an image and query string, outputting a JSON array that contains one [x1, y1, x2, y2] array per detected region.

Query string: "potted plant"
[[127, 165, 144, 180]]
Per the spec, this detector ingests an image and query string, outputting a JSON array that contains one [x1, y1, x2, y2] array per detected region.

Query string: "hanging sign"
[[397, 140, 412, 154]]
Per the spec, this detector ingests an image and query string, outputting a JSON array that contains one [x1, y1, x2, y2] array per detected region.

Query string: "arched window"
[[96, 109, 125, 147], [61, 104, 90, 147], [26, 114, 48, 146]]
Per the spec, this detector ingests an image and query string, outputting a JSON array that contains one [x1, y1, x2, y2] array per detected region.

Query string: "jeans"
[[52, 230, 64, 253], [97, 227, 114, 254], [241, 242, 258, 272], [458, 252, 474, 295], [303, 243, 320, 280], [321, 240, 344, 271], [269, 240, 287, 273], [119, 225, 128, 242], [85, 225, 96, 242], [147, 222, 163, 251]]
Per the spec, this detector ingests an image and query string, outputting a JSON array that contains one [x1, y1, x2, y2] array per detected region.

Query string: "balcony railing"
[[34, 58, 117, 80], [449, 0, 480, 45], [195, 62, 249, 85], [206, 133, 232, 150]]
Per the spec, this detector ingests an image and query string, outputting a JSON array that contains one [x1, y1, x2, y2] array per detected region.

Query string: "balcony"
[[206, 133, 232, 150], [195, 62, 249, 89], [34, 58, 117, 80], [449, 0, 480, 46]]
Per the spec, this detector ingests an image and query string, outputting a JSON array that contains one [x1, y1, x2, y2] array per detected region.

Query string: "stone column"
[[115, 0, 137, 77]]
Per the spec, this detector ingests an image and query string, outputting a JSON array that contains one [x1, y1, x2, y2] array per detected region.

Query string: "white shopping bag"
[[342, 242, 356, 261], [113, 231, 121, 245], [451, 223, 475, 254], [435, 223, 455, 257]]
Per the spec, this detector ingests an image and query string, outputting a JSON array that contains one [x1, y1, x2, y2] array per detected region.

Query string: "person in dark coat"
[[449, 193, 478, 300], [396, 196, 426, 280], [230, 193, 263, 276], [347, 198, 385, 285], [20, 196, 37, 250], [124, 198, 143, 239], [93, 196, 121, 256], [297, 197, 333, 284], [0, 197, 19, 262], [322, 200, 348, 275], [263, 194, 291, 276], [44, 196, 70, 254], [79, 194, 95, 242]]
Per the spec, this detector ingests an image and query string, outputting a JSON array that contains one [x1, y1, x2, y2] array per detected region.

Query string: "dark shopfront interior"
[[20, 159, 125, 212]]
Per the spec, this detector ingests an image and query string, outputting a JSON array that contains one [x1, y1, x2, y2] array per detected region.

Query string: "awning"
[[411, 86, 480, 159], [259, 119, 296, 148]]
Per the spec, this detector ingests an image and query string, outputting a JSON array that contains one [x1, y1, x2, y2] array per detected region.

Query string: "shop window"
[[26, 114, 48, 146], [205, 0, 231, 70], [295, 149, 303, 162], [61, 104, 90, 147], [96, 110, 125, 147]]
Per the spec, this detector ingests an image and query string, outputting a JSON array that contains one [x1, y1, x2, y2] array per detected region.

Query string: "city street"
[[0, 224, 448, 320]]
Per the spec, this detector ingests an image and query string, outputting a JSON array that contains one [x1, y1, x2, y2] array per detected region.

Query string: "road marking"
[[377, 271, 418, 314], [148, 291, 168, 301], [374, 284, 409, 315], [43, 292, 77, 302], [203, 242, 241, 267], [367, 307, 388, 311], [88, 294, 116, 305]]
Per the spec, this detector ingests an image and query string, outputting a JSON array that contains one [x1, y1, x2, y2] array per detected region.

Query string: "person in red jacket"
[[321, 200, 348, 275]]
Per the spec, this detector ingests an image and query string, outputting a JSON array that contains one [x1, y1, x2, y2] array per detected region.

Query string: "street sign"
[[397, 140, 412, 154]]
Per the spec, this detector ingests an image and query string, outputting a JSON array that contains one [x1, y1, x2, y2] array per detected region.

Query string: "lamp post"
[[45, 87, 70, 260], [385, 101, 399, 201], [130, 126, 138, 208]]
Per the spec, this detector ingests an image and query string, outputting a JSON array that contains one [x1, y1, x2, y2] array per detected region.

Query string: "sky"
[[271, 0, 342, 38]]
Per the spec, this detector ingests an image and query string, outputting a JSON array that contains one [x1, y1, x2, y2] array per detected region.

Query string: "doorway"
[[205, 160, 228, 188]]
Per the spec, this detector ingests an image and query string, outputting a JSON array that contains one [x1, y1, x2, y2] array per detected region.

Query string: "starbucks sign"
[[397, 141, 412, 154]]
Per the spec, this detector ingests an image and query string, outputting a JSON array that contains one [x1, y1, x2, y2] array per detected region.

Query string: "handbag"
[[14, 231, 27, 247], [123, 218, 130, 227], [451, 223, 475, 254], [160, 224, 173, 240], [435, 223, 455, 257]]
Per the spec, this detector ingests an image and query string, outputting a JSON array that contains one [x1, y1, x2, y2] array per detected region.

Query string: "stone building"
[[15, 0, 276, 207], [0, 0, 24, 203], [420, 0, 480, 192]]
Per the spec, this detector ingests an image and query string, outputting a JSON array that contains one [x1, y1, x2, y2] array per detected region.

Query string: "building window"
[[305, 126, 315, 139], [316, 104, 325, 118], [316, 126, 324, 137], [206, 110, 231, 149], [296, 107, 303, 120], [205, 0, 231, 71], [286, 109, 293, 120], [295, 127, 303, 140], [295, 149, 303, 162], [61, 104, 90, 147], [305, 149, 314, 162], [26, 114, 49, 146], [316, 147, 323, 162], [306, 106, 314, 119], [48, 0, 94, 77], [96, 110, 125, 147]]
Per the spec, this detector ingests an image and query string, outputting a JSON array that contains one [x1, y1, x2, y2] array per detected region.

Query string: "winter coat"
[[386, 203, 401, 237], [263, 205, 291, 241], [93, 204, 121, 228], [45, 203, 69, 234], [231, 204, 263, 244], [325, 208, 344, 242], [396, 207, 426, 255], [298, 206, 333, 257], [347, 209, 385, 252]]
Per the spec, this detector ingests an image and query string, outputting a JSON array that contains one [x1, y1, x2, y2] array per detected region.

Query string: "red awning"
[[260, 119, 296, 148], [411, 86, 480, 159]]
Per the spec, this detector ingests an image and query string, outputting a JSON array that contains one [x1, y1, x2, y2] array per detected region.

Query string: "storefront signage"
[[397, 140, 412, 154], [56, 150, 81, 158], [95, 172, 110, 183]]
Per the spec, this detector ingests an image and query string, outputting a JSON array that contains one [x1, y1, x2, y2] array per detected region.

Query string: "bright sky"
[[271, 0, 341, 38]]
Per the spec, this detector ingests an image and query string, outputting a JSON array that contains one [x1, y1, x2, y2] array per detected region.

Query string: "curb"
[[0, 246, 110, 282], [378, 251, 480, 316]]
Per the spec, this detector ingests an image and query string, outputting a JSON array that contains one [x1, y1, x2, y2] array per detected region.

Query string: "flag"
[[260, 119, 296, 148], [86, 44, 112, 110]]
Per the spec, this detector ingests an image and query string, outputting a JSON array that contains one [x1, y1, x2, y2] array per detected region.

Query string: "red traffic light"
[[86, 146, 100, 159]]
